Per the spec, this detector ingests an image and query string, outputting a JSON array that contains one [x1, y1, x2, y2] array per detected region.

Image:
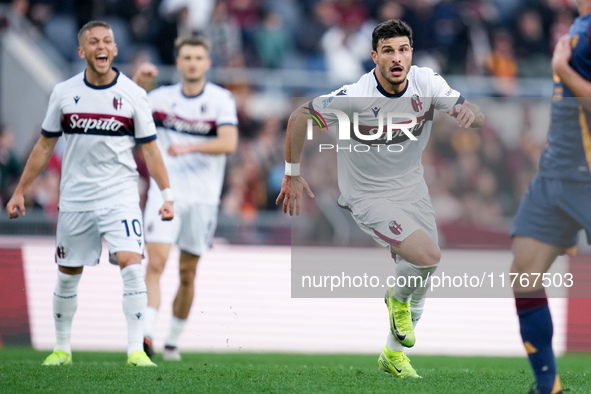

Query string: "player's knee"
[[179, 268, 196, 286], [415, 246, 441, 266], [510, 260, 529, 276], [147, 259, 166, 276]]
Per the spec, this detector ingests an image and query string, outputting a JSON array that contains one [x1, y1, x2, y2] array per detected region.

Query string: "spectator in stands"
[[294, 0, 339, 71], [205, 0, 243, 67], [1, 0, 38, 37], [514, 9, 551, 77], [485, 30, 518, 93], [320, 10, 371, 84], [159, 0, 214, 36], [253, 11, 293, 68]]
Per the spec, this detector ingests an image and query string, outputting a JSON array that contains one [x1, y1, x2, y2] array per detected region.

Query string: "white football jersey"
[[41, 69, 157, 212], [147, 82, 238, 205], [311, 66, 462, 207]]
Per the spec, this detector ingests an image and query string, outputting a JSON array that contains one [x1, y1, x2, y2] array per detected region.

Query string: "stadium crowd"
[[0, 0, 577, 240]]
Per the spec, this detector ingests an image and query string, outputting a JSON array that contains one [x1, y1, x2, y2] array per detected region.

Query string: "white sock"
[[393, 260, 438, 304], [121, 264, 147, 355], [53, 271, 82, 354], [165, 316, 187, 348], [143, 306, 158, 339]]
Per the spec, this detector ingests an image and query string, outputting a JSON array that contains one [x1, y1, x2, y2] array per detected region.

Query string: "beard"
[[379, 65, 406, 87]]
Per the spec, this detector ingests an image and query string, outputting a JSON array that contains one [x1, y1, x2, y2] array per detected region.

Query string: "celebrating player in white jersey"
[[6, 21, 174, 367], [277, 19, 484, 377], [133, 36, 238, 361]]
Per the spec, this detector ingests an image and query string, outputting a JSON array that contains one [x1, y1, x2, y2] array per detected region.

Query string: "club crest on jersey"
[[389, 221, 402, 235], [113, 96, 123, 110], [411, 94, 423, 112]]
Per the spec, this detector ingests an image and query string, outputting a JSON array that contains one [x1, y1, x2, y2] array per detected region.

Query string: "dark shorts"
[[511, 175, 591, 248]]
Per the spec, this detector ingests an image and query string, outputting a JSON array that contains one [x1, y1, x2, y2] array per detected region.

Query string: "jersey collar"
[[181, 82, 207, 99], [373, 69, 408, 98], [83, 67, 120, 90]]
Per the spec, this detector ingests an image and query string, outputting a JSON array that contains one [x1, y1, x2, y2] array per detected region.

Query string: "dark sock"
[[515, 288, 561, 394]]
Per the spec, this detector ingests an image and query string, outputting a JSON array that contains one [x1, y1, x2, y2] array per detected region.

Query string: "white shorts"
[[346, 195, 438, 260], [55, 204, 144, 267], [143, 195, 217, 257]]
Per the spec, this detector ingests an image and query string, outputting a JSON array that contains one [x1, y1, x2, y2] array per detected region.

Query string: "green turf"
[[0, 347, 589, 393]]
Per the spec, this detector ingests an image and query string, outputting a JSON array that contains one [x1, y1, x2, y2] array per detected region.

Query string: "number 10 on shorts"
[[121, 219, 142, 237]]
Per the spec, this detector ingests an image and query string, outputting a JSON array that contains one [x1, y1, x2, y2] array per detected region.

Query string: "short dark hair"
[[174, 36, 210, 58], [372, 19, 413, 51], [78, 21, 112, 44]]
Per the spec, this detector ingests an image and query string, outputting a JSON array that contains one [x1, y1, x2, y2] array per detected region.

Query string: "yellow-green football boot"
[[384, 287, 415, 347], [127, 350, 157, 367], [378, 346, 421, 378], [42, 350, 71, 366]]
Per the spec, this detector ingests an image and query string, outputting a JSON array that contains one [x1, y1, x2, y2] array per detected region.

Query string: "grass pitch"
[[0, 347, 589, 393]]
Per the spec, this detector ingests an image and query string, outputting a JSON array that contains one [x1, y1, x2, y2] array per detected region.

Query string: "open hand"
[[275, 175, 315, 216]]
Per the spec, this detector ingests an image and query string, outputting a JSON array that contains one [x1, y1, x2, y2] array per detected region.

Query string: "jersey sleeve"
[[309, 87, 352, 127], [134, 88, 158, 144], [216, 90, 238, 126], [41, 85, 63, 137], [430, 71, 464, 112]]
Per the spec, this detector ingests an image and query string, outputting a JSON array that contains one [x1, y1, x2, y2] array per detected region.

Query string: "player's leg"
[[162, 203, 215, 360], [43, 210, 101, 366], [143, 242, 171, 357], [163, 250, 200, 361], [43, 265, 83, 366], [510, 176, 580, 394], [116, 251, 155, 366], [102, 204, 155, 366], [352, 198, 437, 376], [382, 233, 439, 349], [512, 236, 562, 394], [381, 228, 437, 376], [391, 229, 440, 301], [386, 197, 439, 349], [142, 191, 179, 357], [381, 207, 439, 348]]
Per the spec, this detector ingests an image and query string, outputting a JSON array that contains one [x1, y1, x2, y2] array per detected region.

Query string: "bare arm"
[[168, 125, 238, 156], [448, 99, 485, 128], [7, 135, 59, 218], [285, 106, 311, 164], [553, 34, 591, 110], [275, 105, 314, 216], [140, 140, 174, 220]]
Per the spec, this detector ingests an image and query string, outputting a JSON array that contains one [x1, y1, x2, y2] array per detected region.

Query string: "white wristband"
[[161, 188, 174, 202], [285, 161, 300, 176]]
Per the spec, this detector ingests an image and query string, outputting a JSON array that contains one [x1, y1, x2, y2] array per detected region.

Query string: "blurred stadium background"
[[0, 0, 590, 359]]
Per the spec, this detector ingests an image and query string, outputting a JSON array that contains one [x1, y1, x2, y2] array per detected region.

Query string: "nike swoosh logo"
[[395, 330, 407, 341], [130, 362, 137, 366], [392, 364, 402, 373], [392, 318, 407, 341]]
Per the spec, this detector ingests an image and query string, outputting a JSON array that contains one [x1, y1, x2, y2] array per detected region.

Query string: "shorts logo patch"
[[56, 245, 66, 259], [389, 221, 402, 235]]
